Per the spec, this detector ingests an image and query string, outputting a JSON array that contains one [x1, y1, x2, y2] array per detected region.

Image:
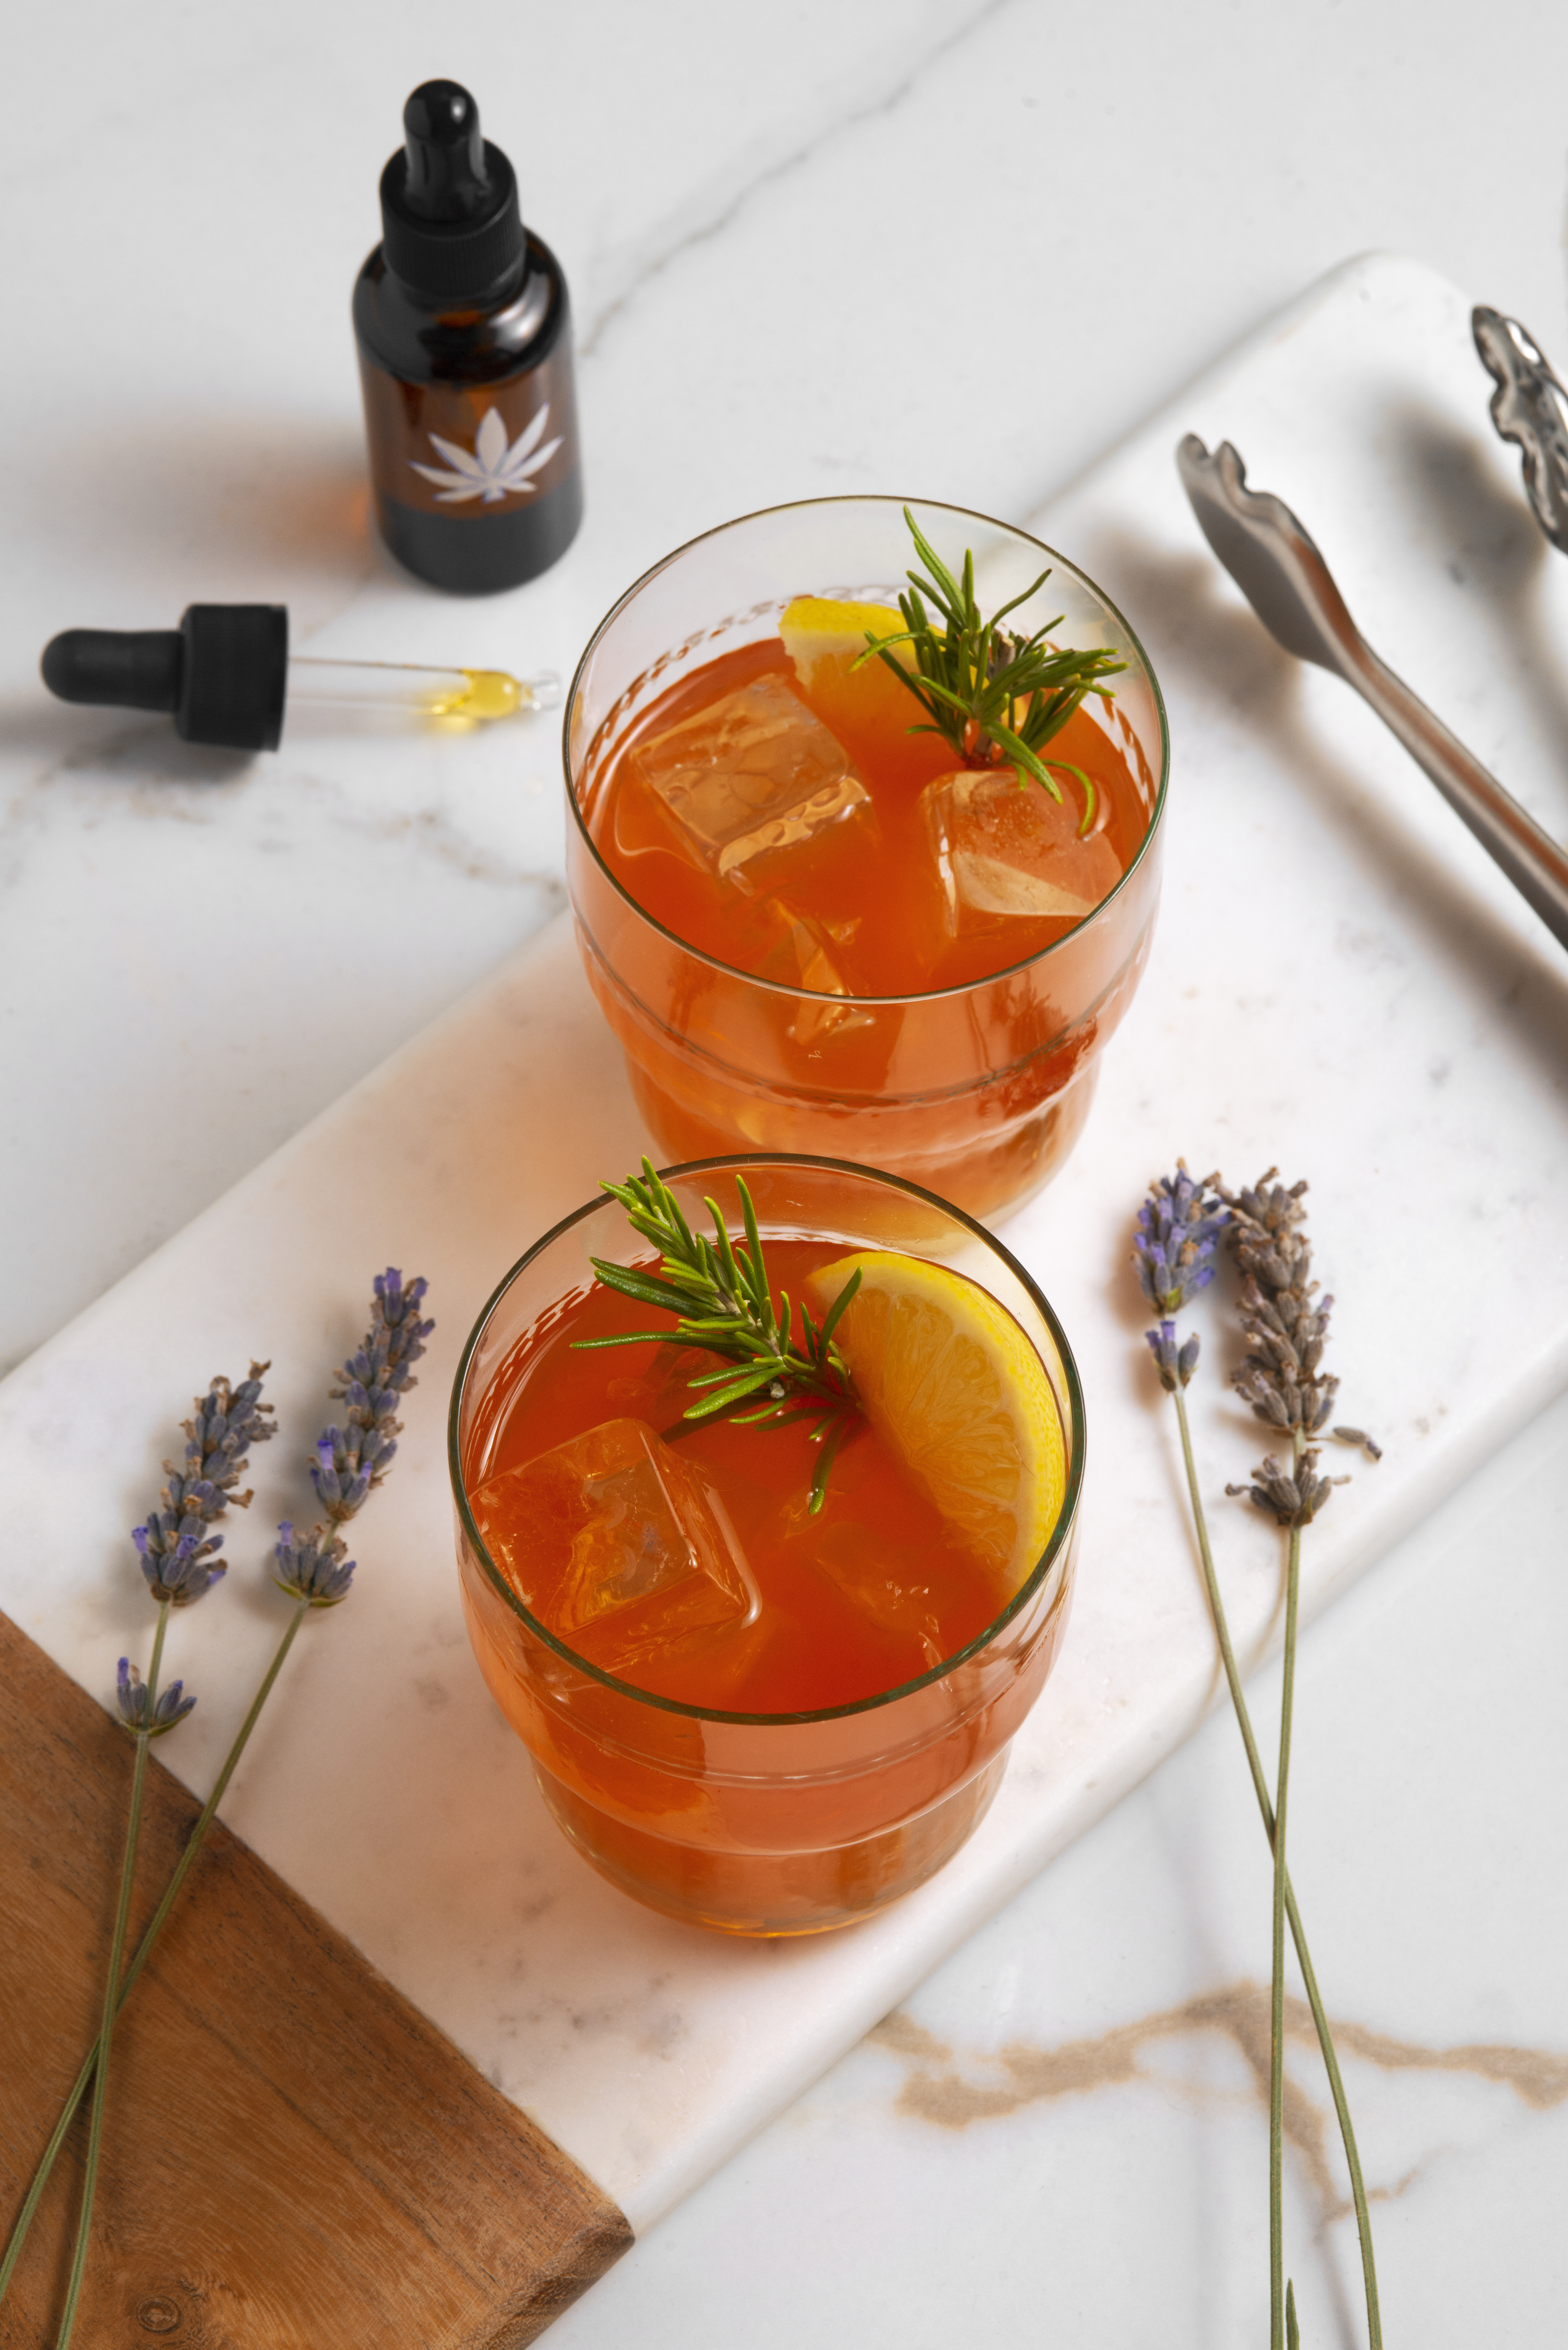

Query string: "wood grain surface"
[[0, 1611, 631, 2348]]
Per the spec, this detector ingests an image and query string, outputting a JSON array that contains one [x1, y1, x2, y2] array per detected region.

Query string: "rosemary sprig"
[[856, 506, 1126, 816], [573, 1161, 860, 1512]]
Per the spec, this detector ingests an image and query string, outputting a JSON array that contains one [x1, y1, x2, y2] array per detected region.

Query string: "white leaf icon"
[[410, 403, 565, 503]]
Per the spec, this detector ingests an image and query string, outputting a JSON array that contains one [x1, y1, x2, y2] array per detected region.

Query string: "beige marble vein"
[[871, 1988, 1568, 2220]]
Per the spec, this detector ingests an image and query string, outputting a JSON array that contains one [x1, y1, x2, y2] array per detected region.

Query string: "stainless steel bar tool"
[[1473, 305, 1568, 555], [1177, 433, 1568, 954]]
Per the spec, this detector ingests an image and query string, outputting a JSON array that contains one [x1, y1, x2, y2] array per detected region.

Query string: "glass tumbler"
[[564, 497, 1168, 1224], [450, 1154, 1085, 1937]]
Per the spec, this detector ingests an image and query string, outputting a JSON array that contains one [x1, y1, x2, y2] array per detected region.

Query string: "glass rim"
[[448, 1149, 1087, 1727], [561, 491, 1171, 1009]]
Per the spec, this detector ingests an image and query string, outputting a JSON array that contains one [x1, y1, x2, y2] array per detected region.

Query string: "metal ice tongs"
[[1473, 304, 1568, 555], [1177, 434, 1568, 955]]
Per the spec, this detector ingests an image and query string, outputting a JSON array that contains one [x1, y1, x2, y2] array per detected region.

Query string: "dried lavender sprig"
[[1226, 1448, 1347, 1527], [1218, 1170, 1375, 2350], [1132, 1170, 1381, 2350], [1134, 1162, 1230, 1316], [52, 1733, 154, 2346], [2, 1282, 427, 2327], [55, 1599, 197, 2346], [180, 1364, 275, 1500], [1221, 1171, 1340, 1443], [0, 1602, 313, 2323], [1268, 1515, 1301, 2350], [1145, 1318, 1201, 1393], [310, 1271, 432, 1523], [42, 1366, 274, 2342], [1227, 1172, 1315, 2350], [115, 1659, 196, 1737], [273, 1521, 357, 1607], [132, 1365, 274, 1604]]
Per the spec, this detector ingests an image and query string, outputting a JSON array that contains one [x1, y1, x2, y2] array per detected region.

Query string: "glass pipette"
[[41, 603, 561, 751]]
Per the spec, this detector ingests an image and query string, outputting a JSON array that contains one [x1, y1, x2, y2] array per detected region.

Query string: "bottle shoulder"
[[352, 233, 570, 385]]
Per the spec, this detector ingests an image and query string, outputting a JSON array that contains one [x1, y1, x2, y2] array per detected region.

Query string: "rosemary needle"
[[857, 506, 1126, 813], [573, 1162, 861, 1513]]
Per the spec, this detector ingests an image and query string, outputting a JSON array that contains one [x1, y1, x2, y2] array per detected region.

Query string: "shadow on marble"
[[1377, 395, 1568, 795], [0, 690, 264, 786], [1090, 529, 1568, 1069], [33, 413, 374, 618], [0, 692, 491, 785]]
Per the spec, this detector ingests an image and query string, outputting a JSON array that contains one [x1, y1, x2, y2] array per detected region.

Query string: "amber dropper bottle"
[[353, 80, 583, 595]]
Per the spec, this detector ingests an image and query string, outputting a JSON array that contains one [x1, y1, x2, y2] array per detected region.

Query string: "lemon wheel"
[[805, 1250, 1067, 1601]]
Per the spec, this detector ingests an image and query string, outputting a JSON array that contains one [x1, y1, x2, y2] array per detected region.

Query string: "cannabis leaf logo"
[[409, 404, 563, 503]]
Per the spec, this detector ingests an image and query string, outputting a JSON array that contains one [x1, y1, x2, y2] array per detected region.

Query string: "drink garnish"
[[855, 506, 1126, 827], [804, 1251, 1065, 1598], [574, 1160, 862, 1511]]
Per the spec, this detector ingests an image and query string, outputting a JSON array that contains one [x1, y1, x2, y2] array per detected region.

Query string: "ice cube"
[[756, 903, 878, 1048], [810, 1522, 945, 1668], [471, 1418, 756, 1674], [921, 767, 1122, 936], [629, 672, 870, 888]]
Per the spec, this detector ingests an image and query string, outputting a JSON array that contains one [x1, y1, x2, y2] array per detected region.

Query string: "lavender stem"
[[1270, 1510, 1302, 2350], [1171, 1389, 1382, 2350], [52, 1603, 168, 2348], [0, 1602, 308, 2310]]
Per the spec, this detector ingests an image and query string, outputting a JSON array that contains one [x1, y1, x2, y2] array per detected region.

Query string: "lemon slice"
[[805, 1251, 1067, 1600], [780, 595, 912, 671], [780, 595, 919, 746]]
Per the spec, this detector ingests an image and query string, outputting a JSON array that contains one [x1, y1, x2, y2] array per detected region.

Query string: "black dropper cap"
[[379, 80, 525, 306], [41, 606, 288, 751]]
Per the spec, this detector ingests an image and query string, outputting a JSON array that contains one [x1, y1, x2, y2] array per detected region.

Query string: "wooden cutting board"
[[0, 1611, 630, 2349]]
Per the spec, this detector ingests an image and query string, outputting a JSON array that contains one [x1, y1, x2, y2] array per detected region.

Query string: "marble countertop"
[[5, 3, 1568, 2342]]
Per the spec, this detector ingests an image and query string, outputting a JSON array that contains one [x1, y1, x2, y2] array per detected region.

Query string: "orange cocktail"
[[565, 498, 1167, 1223], [450, 1156, 1084, 1935]]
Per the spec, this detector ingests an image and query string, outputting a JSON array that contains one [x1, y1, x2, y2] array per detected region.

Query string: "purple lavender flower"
[[1218, 1171, 1355, 1527], [133, 1365, 275, 1607], [1220, 1171, 1340, 1441], [132, 1511, 226, 1606], [1225, 1448, 1346, 1529], [1145, 1319, 1202, 1393], [115, 1657, 196, 1737], [309, 1420, 396, 1520], [1135, 1166, 1227, 1388], [272, 1521, 357, 1608], [1134, 1165, 1229, 1317], [308, 1270, 433, 1526], [276, 1270, 432, 1600], [175, 1366, 275, 1507]]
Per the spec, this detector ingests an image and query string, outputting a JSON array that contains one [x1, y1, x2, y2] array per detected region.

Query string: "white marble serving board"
[[4, 252, 1567, 2239]]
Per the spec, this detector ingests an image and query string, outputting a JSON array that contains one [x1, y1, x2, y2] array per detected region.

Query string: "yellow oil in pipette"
[[285, 655, 562, 724], [427, 668, 530, 720], [39, 616, 563, 750]]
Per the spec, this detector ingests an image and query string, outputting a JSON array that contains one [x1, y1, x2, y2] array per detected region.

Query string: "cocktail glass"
[[450, 1154, 1085, 1936], [564, 497, 1167, 1224]]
